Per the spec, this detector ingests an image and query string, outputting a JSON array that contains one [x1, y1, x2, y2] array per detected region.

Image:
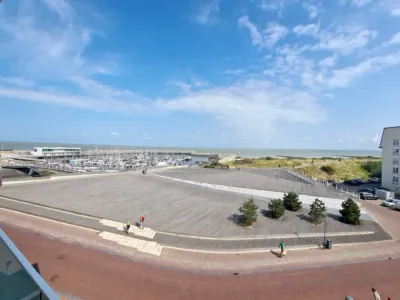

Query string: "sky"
[[0, 0, 399, 150]]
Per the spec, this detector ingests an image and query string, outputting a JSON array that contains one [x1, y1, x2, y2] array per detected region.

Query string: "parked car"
[[360, 192, 378, 200], [344, 179, 363, 186], [358, 188, 375, 194], [381, 199, 400, 208], [369, 177, 381, 183], [393, 202, 400, 211]]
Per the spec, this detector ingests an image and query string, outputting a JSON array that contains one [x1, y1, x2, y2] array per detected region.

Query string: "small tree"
[[283, 191, 302, 211], [308, 198, 326, 224], [238, 198, 259, 226], [268, 199, 285, 219], [339, 198, 361, 225]]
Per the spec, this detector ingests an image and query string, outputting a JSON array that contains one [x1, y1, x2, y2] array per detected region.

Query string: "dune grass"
[[224, 156, 381, 182]]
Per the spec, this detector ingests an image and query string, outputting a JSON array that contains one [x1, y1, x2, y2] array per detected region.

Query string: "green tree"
[[283, 191, 302, 211], [238, 198, 259, 226], [308, 198, 326, 224], [339, 198, 361, 225], [268, 199, 285, 219]]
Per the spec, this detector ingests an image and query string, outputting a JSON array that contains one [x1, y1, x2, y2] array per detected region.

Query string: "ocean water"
[[0, 141, 381, 158]]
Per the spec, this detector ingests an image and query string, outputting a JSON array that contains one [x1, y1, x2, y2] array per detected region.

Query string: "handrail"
[[0, 228, 59, 300]]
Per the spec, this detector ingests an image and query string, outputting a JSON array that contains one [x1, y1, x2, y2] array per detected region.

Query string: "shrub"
[[268, 199, 285, 219], [308, 198, 326, 224], [238, 198, 259, 226], [361, 160, 382, 177], [339, 198, 361, 225], [283, 191, 302, 212], [321, 165, 335, 175]]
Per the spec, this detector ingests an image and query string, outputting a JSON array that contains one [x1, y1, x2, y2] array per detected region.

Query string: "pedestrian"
[[139, 215, 145, 229], [278, 240, 285, 257], [124, 220, 131, 234], [372, 288, 381, 300]]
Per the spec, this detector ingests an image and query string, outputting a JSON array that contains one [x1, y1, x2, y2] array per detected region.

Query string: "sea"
[[0, 141, 382, 158]]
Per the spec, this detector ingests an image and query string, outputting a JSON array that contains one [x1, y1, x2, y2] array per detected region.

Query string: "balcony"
[[0, 228, 59, 300]]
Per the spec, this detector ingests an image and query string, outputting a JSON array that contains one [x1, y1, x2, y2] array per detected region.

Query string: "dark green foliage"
[[259, 156, 274, 160], [238, 198, 259, 226], [321, 165, 335, 175], [308, 198, 326, 224], [268, 199, 285, 219], [361, 161, 382, 177], [339, 198, 361, 225], [283, 191, 302, 211]]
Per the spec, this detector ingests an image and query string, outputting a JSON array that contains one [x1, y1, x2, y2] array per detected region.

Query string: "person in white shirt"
[[372, 288, 381, 300]]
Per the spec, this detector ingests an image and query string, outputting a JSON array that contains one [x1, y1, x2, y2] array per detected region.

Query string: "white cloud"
[[319, 56, 337, 68], [238, 15, 264, 47], [0, 77, 36, 87], [40, 0, 74, 20], [142, 133, 152, 140], [316, 28, 377, 54], [392, 9, 400, 16], [337, 139, 344, 143], [302, 3, 319, 20], [386, 32, 400, 45], [238, 16, 287, 48], [319, 51, 400, 88], [263, 23, 288, 47], [195, 0, 220, 25], [372, 134, 380, 143], [293, 24, 319, 37], [351, 0, 373, 7], [110, 132, 119, 136], [223, 69, 246, 75]]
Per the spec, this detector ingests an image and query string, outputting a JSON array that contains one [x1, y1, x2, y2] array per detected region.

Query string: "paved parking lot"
[[0, 170, 386, 238]]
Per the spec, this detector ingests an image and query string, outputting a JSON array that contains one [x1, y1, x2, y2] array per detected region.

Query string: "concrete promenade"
[[2, 220, 399, 300]]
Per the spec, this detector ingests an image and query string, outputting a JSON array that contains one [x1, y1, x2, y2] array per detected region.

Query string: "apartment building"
[[379, 126, 400, 193]]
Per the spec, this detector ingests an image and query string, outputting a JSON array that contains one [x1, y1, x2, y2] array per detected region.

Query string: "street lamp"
[[323, 211, 327, 249]]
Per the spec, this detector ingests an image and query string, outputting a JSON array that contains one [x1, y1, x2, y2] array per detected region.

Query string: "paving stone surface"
[[156, 168, 349, 199]]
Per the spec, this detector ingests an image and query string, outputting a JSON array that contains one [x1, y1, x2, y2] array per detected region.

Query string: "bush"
[[283, 191, 302, 212], [361, 160, 382, 177], [268, 199, 285, 219], [321, 165, 335, 175], [308, 198, 326, 224], [238, 198, 259, 226], [339, 198, 361, 225]]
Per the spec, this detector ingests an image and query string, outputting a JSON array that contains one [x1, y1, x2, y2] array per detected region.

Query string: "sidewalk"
[[1, 208, 399, 273]]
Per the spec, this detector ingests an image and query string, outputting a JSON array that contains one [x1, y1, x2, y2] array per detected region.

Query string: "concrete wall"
[[381, 127, 400, 193]]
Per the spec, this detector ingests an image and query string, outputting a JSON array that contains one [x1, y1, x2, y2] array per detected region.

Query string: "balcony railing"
[[0, 228, 59, 300]]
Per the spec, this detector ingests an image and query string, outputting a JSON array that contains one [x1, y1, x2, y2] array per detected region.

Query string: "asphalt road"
[[3, 224, 397, 300]]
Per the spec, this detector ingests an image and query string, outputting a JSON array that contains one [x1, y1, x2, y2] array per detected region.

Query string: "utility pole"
[[323, 211, 327, 249]]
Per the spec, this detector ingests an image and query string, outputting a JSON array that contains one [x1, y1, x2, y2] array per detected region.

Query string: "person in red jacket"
[[139, 215, 145, 229]]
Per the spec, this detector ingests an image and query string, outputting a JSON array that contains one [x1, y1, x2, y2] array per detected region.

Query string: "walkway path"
[[3, 223, 398, 300]]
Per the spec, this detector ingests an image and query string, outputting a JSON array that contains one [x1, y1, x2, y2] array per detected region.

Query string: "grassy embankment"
[[221, 156, 382, 182]]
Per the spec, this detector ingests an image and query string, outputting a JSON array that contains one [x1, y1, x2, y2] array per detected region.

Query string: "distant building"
[[379, 126, 400, 193], [31, 147, 81, 157]]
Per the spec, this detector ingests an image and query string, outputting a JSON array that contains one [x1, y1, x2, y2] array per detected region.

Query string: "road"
[[3, 224, 397, 300]]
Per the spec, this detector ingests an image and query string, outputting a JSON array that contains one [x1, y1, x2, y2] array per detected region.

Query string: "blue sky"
[[0, 0, 400, 149]]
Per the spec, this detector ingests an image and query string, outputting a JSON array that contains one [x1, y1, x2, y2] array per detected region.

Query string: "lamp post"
[[323, 211, 327, 249]]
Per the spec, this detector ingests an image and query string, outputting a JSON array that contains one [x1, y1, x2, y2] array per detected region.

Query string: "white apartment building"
[[379, 126, 400, 193], [31, 147, 81, 157]]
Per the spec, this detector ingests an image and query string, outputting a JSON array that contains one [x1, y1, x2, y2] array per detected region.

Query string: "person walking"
[[278, 240, 285, 257], [139, 215, 145, 230], [124, 221, 131, 234], [372, 288, 381, 300]]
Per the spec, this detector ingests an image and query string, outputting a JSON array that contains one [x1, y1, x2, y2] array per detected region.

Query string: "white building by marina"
[[379, 126, 400, 193], [31, 147, 81, 157]]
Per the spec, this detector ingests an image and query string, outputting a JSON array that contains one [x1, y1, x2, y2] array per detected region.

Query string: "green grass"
[[225, 157, 382, 182]]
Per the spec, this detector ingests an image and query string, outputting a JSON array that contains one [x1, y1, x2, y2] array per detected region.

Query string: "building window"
[[394, 149, 399, 156], [393, 167, 399, 174], [393, 176, 399, 185], [394, 158, 399, 165], [394, 139, 399, 146]]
